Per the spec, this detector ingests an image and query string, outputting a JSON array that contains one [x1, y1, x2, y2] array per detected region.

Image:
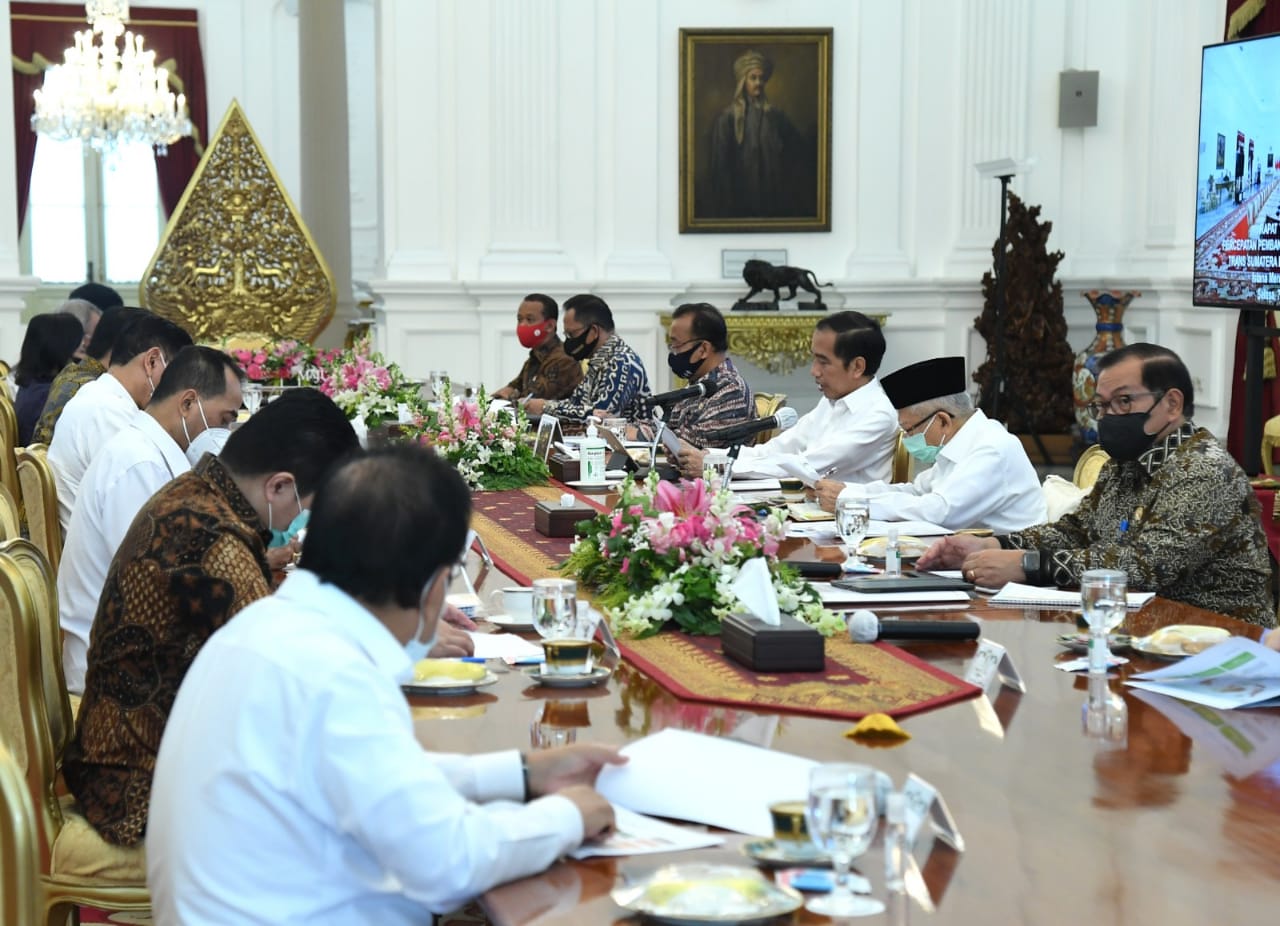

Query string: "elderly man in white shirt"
[[58, 346, 244, 694], [678, 311, 898, 484], [816, 356, 1046, 532], [47, 311, 192, 531], [147, 446, 621, 924]]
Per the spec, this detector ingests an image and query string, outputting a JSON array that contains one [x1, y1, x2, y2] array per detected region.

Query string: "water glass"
[[429, 370, 449, 400], [805, 763, 885, 917], [1081, 569, 1127, 673], [703, 449, 731, 484], [836, 495, 871, 566], [531, 578, 578, 640], [243, 382, 263, 416]]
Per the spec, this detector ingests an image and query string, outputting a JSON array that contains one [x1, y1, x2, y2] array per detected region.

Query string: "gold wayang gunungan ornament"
[[140, 99, 335, 344]]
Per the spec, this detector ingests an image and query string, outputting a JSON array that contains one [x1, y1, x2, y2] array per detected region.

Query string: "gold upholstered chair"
[[0, 396, 20, 515], [0, 544, 148, 926], [751, 392, 787, 445], [0, 484, 21, 541], [890, 431, 911, 483], [16, 447, 62, 574], [1073, 444, 1110, 491], [0, 739, 41, 926]]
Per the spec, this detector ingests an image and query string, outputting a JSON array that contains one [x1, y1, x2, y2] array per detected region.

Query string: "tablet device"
[[833, 575, 974, 593]]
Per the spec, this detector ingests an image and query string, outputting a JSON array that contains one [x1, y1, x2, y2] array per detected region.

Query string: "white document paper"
[[988, 582, 1155, 610], [569, 806, 725, 859], [866, 519, 951, 537], [594, 728, 817, 836], [1125, 637, 1280, 709], [464, 630, 545, 661], [729, 477, 783, 491], [815, 585, 971, 606]]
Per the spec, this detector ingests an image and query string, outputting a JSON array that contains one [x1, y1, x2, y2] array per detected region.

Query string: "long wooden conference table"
[[419, 504, 1280, 925]]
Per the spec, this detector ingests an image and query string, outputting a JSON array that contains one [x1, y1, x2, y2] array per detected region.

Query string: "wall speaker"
[[1059, 70, 1099, 128]]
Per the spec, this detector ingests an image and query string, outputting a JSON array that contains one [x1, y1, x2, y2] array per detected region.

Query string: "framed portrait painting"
[[679, 28, 833, 233]]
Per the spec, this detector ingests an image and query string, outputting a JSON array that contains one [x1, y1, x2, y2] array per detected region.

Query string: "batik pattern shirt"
[[1003, 423, 1275, 626], [64, 455, 274, 845], [500, 334, 582, 400], [635, 357, 755, 449], [542, 333, 650, 421], [30, 356, 105, 445]]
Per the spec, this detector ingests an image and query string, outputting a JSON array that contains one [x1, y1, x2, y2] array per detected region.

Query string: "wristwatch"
[[1021, 549, 1041, 580]]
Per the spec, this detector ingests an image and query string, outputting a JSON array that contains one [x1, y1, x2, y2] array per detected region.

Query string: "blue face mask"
[[902, 413, 944, 464], [268, 484, 309, 548], [403, 570, 447, 666]]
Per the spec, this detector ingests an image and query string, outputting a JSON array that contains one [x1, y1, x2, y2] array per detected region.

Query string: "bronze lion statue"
[[739, 259, 831, 308]]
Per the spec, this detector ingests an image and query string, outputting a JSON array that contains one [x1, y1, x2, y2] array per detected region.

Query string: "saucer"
[[523, 665, 611, 688], [487, 614, 536, 633], [740, 838, 830, 869], [401, 672, 498, 696]]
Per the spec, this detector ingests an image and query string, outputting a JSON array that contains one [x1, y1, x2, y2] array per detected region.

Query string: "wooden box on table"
[[721, 612, 825, 673], [534, 501, 595, 538], [547, 453, 580, 483]]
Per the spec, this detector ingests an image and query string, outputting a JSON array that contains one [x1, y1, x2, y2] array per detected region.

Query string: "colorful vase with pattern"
[[1073, 290, 1139, 445]]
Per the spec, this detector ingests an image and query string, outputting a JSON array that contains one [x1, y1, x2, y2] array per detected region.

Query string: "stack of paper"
[[815, 584, 971, 606], [1126, 637, 1280, 709], [866, 519, 951, 537], [989, 582, 1155, 610]]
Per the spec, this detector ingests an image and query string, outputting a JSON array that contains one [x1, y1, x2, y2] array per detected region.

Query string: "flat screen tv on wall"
[[1194, 33, 1280, 309]]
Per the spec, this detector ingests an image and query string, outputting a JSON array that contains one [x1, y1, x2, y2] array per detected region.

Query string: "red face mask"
[[517, 322, 551, 349]]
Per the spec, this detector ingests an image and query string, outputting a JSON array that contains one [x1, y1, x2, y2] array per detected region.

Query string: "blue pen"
[[1119, 518, 1129, 538], [460, 657, 487, 663]]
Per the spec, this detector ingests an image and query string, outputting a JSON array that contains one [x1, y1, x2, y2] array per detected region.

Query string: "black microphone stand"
[[724, 442, 744, 482]]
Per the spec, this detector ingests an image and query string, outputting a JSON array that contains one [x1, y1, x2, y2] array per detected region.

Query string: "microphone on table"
[[705, 406, 800, 446], [847, 609, 981, 643], [645, 378, 722, 409]]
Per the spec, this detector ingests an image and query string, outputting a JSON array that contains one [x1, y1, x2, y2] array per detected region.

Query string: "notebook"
[[988, 582, 1155, 609]]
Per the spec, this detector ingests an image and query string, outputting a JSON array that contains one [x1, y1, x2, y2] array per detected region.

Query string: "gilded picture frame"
[[679, 27, 833, 233]]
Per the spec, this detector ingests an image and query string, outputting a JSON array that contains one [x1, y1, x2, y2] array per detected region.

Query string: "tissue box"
[[721, 612, 825, 673], [547, 453, 580, 483], [534, 501, 594, 537]]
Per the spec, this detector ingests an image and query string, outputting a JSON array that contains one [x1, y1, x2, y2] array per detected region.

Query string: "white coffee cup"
[[489, 586, 533, 621]]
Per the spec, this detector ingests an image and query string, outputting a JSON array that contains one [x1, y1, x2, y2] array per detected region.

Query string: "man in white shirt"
[[58, 346, 244, 694], [817, 356, 1047, 532], [678, 311, 899, 484], [147, 446, 621, 923], [47, 311, 192, 531]]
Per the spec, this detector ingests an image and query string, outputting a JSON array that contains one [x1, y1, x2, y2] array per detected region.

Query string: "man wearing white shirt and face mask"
[[147, 446, 622, 923], [815, 356, 1046, 532], [47, 310, 192, 531], [57, 345, 244, 693], [678, 311, 898, 484]]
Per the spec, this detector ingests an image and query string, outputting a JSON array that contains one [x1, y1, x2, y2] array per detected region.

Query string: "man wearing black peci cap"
[[815, 356, 1045, 532]]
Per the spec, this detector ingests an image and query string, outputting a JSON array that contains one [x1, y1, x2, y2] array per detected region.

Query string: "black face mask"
[[667, 342, 703, 380], [1097, 411, 1156, 462], [564, 327, 596, 361]]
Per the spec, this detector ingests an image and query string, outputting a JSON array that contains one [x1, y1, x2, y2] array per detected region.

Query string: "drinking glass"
[[836, 495, 871, 567], [243, 382, 263, 416], [1081, 569, 1127, 673], [805, 763, 885, 917], [531, 578, 578, 640], [429, 370, 449, 400]]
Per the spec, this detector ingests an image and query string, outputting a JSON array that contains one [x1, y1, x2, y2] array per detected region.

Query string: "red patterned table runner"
[[618, 631, 981, 721]]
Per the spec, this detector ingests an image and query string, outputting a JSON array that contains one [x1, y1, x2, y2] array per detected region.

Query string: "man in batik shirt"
[[633, 302, 754, 449], [919, 344, 1275, 627]]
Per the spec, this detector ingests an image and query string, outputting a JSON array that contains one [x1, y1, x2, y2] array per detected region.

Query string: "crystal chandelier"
[[30, 1, 193, 155]]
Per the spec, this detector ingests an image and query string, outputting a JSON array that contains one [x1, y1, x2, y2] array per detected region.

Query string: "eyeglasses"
[[899, 412, 936, 436], [1086, 390, 1164, 419], [667, 338, 704, 353]]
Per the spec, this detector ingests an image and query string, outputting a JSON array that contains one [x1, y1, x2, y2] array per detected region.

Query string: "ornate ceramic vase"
[[1073, 290, 1139, 445]]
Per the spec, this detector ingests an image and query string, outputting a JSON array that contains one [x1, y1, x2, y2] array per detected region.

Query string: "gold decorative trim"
[[139, 99, 336, 343], [660, 311, 889, 376]]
